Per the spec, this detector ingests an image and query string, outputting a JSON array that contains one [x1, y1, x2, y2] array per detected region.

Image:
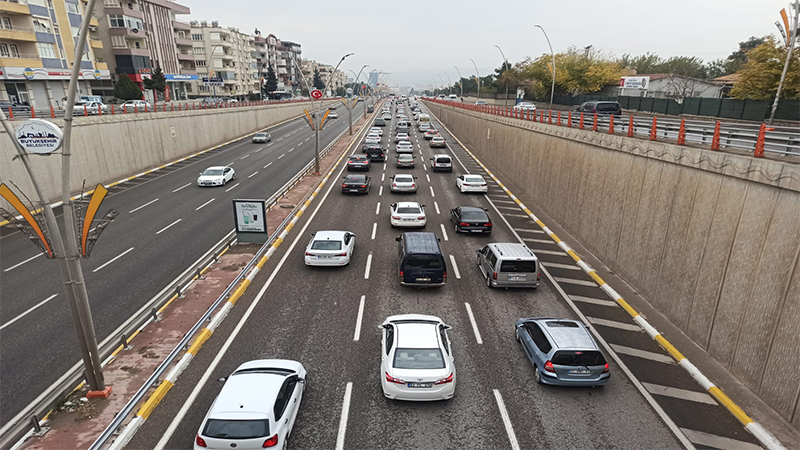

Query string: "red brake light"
[[459, 222, 469, 227], [484, 223, 492, 227], [417, 216, 425, 220], [492, 272, 497, 280], [544, 361, 555, 373], [305, 252, 314, 256], [411, 184, 416, 188], [392, 216, 401, 219], [360, 185, 367, 188], [196, 434, 207, 448], [434, 373, 454, 385], [399, 270, 404, 278], [263, 434, 279, 447], [443, 271, 447, 280], [602, 363, 609, 374], [385, 372, 405, 384], [335, 253, 347, 257], [537, 272, 541, 281], [342, 184, 347, 188]]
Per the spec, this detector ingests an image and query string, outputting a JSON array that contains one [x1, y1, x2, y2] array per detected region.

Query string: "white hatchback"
[[394, 133, 410, 143], [390, 202, 426, 227], [380, 314, 455, 401], [390, 174, 417, 193], [456, 174, 488, 193], [304, 230, 355, 266]]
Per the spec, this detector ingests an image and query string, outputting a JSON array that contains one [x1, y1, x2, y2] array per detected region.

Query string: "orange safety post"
[[171, 103, 174, 112], [111, 104, 114, 115], [753, 124, 774, 157], [579, 112, 584, 129], [144, 103, 148, 113], [591, 113, 598, 131], [122, 105, 127, 114], [548, 110, 552, 124], [677, 119, 686, 145], [97, 105, 101, 116], [711, 121, 721, 150], [525, 110, 529, 121], [627, 115, 634, 137], [50, 105, 55, 118], [84, 105, 88, 116], [567, 111, 572, 127], [7, 107, 12, 120], [649, 117, 658, 140], [178, 102, 181, 111], [539, 110, 544, 122], [30, 107, 36, 118], [557, 111, 561, 126], [608, 115, 614, 134]]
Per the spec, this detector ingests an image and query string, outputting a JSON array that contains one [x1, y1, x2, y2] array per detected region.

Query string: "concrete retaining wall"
[[425, 101, 800, 427], [0, 101, 329, 209]]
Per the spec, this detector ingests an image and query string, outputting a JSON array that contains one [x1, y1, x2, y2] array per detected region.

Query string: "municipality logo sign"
[[16, 119, 63, 154]]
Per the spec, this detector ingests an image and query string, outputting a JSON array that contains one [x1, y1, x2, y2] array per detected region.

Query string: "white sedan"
[[390, 202, 426, 227], [394, 133, 410, 143], [396, 141, 414, 153], [369, 127, 383, 136], [197, 166, 235, 186], [365, 135, 381, 145], [456, 174, 488, 193], [304, 230, 355, 266], [390, 174, 417, 193], [380, 314, 456, 401]]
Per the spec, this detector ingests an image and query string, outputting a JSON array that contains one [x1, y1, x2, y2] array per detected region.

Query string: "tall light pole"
[[535, 24, 555, 110], [494, 45, 510, 107], [469, 58, 481, 100], [350, 65, 369, 119], [453, 66, 464, 98], [346, 64, 368, 132], [769, 0, 799, 124]]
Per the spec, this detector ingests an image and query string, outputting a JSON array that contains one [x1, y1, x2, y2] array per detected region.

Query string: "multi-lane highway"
[[0, 101, 365, 424], [120, 99, 765, 450]]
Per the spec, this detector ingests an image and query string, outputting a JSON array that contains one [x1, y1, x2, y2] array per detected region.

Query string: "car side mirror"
[[395, 237, 401, 242], [444, 325, 452, 330], [298, 378, 306, 384], [217, 377, 227, 382], [437, 238, 441, 242]]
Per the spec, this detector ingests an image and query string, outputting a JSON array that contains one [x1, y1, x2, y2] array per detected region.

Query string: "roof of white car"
[[210, 359, 302, 419], [205, 166, 229, 171], [384, 314, 444, 348], [312, 230, 349, 241]]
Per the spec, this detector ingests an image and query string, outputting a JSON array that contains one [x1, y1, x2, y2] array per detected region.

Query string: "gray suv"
[[515, 318, 610, 386], [477, 243, 540, 288]]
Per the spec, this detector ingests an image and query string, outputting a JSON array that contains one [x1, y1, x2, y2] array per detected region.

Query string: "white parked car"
[[194, 360, 306, 450], [328, 110, 338, 119], [390, 202, 426, 228], [120, 99, 152, 112], [456, 174, 488, 193], [72, 101, 109, 115], [394, 133, 410, 143], [380, 314, 455, 401], [304, 230, 355, 266], [197, 166, 235, 186], [390, 174, 417, 193], [396, 141, 414, 153]]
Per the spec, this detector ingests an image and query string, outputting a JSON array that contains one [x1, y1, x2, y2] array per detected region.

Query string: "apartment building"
[[91, 0, 194, 102], [0, 0, 109, 108], [301, 59, 347, 95], [188, 20, 257, 99], [265, 33, 300, 94]]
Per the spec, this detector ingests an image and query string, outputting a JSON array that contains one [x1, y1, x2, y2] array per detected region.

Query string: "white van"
[[417, 113, 430, 130]]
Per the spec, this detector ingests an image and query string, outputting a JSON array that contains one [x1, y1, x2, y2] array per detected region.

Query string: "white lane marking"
[[248, 171, 259, 178], [641, 383, 717, 405], [610, 344, 675, 364], [440, 223, 449, 241], [129, 198, 159, 213], [267, 142, 274, 146], [4, 253, 44, 272], [353, 296, 365, 341], [336, 382, 353, 450], [542, 262, 581, 271], [426, 174, 431, 182], [0, 294, 58, 330], [277, 138, 283, 141], [515, 227, 545, 234], [195, 198, 215, 211], [364, 253, 372, 279], [504, 213, 531, 218], [156, 218, 182, 235], [554, 277, 597, 287], [278, 153, 285, 159], [379, 186, 383, 196], [371, 223, 377, 240], [240, 154, 250, 160], [530, 249, 566, 256], [525, 238, 557, 245], [423, 163, 427, 171], [383, 163, 386, 171], [305, 137, 310, 142], [254, 147, 263, 153], [569, 295, 619, 307], [92, 247, 134, 273], [492, 199, 517, 204], [375, 202, 381, 215], [434, 202, 440, 215], [587, 316, 643, 332], [289, 147, 295, 152], [680, 428, 762, 450], [264, 162, 273, 169], [429, 186, 435, 197], [381, 173, 385, 182], [449, 255, 461, 279], [225, 182, 240, 192], [226, 161, 235, 166], [496, 205, 523, 211], [493, 390, 520, 450], [464, 302, 483, 344], [172, 183, 191, 193]]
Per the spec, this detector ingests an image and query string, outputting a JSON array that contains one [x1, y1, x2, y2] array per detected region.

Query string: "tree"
[[518, 47, 622, 98], [113, 74, 143, 101], [265, 65, 278, 92], [731, 36, 799, 100], [143, 67, 166, 96], [312, 69, 324, 90], [335, 86, 346, 97]]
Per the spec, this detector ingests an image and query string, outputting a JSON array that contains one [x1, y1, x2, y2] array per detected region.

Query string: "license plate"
[[408, 382, 433, 388], [403, 218, 415, 221], [568, 369, 591, 374], [318, 255, 333, 259], [470, 229, 482, 233], [416, 277, 430, 282], [510, 276, 526, 281], [349, 189, 359, 192]]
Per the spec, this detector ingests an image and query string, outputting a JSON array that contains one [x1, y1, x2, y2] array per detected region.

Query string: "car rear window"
[[393, 348, 445, 369], [551, 350, 606, 366], [395, 176, 414, 182], [350, 156, 367, 161], [596, 103, 619, 112], [345, 175, 366, 182], [461, 211, 488, 221], [397, 206, 420, 214], [464, 176, 484, 183], [499, 260, 537, 273], [435, 157, 451, 164], [311, 240, 342, 250], [203, 419, 270, 439], [404, 255, 443, 270]]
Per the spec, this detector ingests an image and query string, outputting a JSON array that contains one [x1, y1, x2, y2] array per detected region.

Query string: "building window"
[[36, 42, 57, 59], [33, 18, 52, 33], [1, 17, 11, 30], [71, 26, 80, 37], [0, 44, 8, 57], [82, 50, 90, 61], [195, 60, 206, 67], [193, 47, 204, 54], [9, 44, 18, 57], [109, 15, 124, 27], [66, 2, 80, 14], [28, 0, 47, 6], [191, 33, 203, 41]]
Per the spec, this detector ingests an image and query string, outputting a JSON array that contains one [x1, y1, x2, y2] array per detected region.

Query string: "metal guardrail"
[[0, 110, 352, 450]]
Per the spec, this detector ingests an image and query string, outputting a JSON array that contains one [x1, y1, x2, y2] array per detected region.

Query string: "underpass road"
[[129, 99, 683, 450]]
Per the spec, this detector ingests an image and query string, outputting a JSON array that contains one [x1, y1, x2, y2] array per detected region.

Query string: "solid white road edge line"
[[464, 302, 483, 345], [335, 382, 353, 450], [353, 296, 365, 342], [493, 390, 521, 450], [92, 247, 134, 273], [0, 294, 58, 331]]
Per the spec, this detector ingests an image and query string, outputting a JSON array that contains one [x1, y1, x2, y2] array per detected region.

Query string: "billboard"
[[619, 76, 650, 89]]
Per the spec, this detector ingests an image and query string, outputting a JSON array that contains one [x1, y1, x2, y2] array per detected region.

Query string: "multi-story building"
[[92, 0, 194, 102], [268, 34, 299, 94], [300, 59, 347, 95], [187, 21, 257, 99], [0, 0, 110, 108]]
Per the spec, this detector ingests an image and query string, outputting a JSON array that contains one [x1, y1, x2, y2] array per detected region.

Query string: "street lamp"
[[535, 24, 555, 110], [453, 66, 464, 98], [344, 63, 368, 133], [469, 58, 481, 100], [494, 44, 509, 107]]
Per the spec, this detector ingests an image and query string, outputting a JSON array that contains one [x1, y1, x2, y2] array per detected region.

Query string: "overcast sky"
[[185, 0, 791, 88]]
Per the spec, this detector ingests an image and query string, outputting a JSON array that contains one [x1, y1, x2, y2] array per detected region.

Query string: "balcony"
[[177, 52, 194, 61], [172, 20, 190, 31], [0, 0, 30, 15], [0, 25, 36, 41], [89, 38, 103, 49], [0, 53, 42, 68], [174, 37, 191, 47]]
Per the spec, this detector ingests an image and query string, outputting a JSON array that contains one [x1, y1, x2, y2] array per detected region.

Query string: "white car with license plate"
[[369, 127, 383, 136], [197, 166, 235, 186], [194, 360, 306, 450], [304, 230, 355, 266], [456, 174, 488, 193], [396, 141, 414, 153], [395, 132, 410, 143], [390, 202, 426, 227], [380, 314, 455, 401], [390, 174, 417, 193], [365, 135, 381, 145]]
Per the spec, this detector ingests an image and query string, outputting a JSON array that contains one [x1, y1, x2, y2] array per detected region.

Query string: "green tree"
[[265, 65, 278, 92], [312, 69, 324, 90], [143, 67, 166, 95], [731, 36, 799, 100], [518, 47, 622, 97], [619, 52, 662, 73], [113, 74, 143, 101], [335, 86, 346, 97]]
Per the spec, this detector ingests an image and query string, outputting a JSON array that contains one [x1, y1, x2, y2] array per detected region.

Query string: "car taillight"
[[305, 252, 314, 256], [479, 183, 487, 186], [360, 185, 367, 188], [434, 373, 454, 385], [602, 363, 609, 374], [392, 183, 397, 187], [342, 184, 347, 188], [443, 271, 447, 281], [492, 272, 497, 280], [399, 270, 404, 278], [537, 272, 541, 281], [263, 434, 279, 447], [348, 161, 353, 164], [544, 361, 555, 373], [484, 223, 492, 227], [417, 216, 425, 220], [411, 184, 416, 188], [196, 434, 207, 448], [463, 183, 470, 186], [385, 372, 405, 384]]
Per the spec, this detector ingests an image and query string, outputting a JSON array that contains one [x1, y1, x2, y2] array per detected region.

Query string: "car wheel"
[[534, 367, 543, 384], [453, 223, 459, 233], [232, 173, 236, 180], [223, 178, 227, 186], [515, 329, 520, 342]]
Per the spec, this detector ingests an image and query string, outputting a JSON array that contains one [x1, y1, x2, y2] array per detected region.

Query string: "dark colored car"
[[347, 154, 371, 171], [0, 100, 31, 112], [395, 232, 447, 287], [341, 174, 371, 194], [450, 206, 492, 234], [574, 101, 621, 117], [363, 142, 383, 153], [365, 146, 386, 162]]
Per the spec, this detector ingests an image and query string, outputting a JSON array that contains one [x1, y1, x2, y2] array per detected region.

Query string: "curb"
[[425, 103, 786, 450]]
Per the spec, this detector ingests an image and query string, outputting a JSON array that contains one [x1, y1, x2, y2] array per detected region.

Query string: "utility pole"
[[769, 0, 799, 124], [494, 45, 509, 107]]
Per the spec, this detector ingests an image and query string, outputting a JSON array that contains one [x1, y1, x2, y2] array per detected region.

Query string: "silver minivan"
[[476, 243, 540, 288]]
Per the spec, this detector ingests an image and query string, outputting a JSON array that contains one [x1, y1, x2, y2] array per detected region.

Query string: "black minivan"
[[395, 232, 447, 287]]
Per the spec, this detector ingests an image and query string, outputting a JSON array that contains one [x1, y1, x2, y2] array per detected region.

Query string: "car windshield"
[[464, 176, 484, 183], [311, 240, 342, 250], [404, 255, 443, 270], [255, 133, 266, 137], [499, 260, 537, 272], [396, 206, 420, 214], [203, 169, 223, 176], [551, 350, 606, 366], [461, 210, 488, 221], [203, 419, 270, 439], [393, 348, 445, 370]]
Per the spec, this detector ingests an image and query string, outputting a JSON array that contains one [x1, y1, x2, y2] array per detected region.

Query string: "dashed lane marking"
[[225, 183, 240, 192], [172, 183, 191, 193], [156, 219, 182, 235], [449, 255, 461, 279], [195, 198, 215, 211], [129, 198, 159, 213], [464, 302, 483, 344], [92, 247, 134, 273]]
